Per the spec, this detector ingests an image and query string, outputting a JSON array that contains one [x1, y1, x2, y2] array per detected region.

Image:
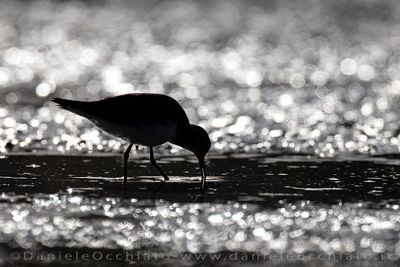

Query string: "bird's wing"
[[65, 93, 190, 126]]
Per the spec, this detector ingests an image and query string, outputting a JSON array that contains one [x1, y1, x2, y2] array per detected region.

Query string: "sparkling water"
[[1, 1, 400, 266]]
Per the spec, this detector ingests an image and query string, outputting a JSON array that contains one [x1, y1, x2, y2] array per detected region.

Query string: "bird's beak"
[[198, 156, 207, 191]]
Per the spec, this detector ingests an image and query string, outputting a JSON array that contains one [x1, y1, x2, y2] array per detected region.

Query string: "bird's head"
[[187, 124, 211, 166], [172, 124, 211, 189]]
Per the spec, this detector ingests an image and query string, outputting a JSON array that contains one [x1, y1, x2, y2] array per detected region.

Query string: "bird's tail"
[[52, 98, 92, 118]]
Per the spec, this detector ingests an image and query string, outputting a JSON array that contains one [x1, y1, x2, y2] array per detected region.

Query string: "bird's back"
[[54, 93, 190, 127], [53, 93, 191, 145]]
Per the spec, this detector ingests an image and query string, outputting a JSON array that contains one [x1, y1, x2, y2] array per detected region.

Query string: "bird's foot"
[[162, 174, 169, 181]]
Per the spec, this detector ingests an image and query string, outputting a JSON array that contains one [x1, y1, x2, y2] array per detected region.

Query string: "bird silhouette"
[[53, 93, 211, 190]]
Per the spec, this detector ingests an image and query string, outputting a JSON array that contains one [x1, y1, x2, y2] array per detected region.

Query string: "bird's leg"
[[123, 143, 134, 188], [149, 146, 169, 181]]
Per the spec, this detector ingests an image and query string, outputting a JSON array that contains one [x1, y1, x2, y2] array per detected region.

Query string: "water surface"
[[0, 154, 400, 266]]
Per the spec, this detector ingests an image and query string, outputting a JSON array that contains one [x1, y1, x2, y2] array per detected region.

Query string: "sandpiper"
[[52, 93, 211, 190]]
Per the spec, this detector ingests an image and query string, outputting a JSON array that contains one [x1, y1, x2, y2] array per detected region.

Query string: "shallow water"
[[1, 154, 400, 266]]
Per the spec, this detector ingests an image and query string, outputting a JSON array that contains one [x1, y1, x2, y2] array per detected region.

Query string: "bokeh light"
[[0, 0, 400, 157]]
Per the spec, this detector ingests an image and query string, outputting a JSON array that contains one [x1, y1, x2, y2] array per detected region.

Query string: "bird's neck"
[[170, 124, 192, 151]]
